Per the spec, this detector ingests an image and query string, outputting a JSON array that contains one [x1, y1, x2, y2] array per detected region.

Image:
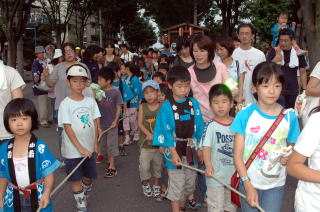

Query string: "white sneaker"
[[124, 136, 130, 146], [142, 183, 153, 198], [133, 133, 139, 142]]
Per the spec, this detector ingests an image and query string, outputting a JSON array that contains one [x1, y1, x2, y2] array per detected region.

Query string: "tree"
[[123, 16, 157, 49], [299, 0, 320, 70], [0, 0, 33, 68], [141, 0, 211, 31], [38, 0, 75, 48], [73, 0, 98, 47]]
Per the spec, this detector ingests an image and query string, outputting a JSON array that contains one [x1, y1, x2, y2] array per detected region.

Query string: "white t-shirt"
[[310, 61, 320, 89], [0, 64, 26, 140], [232, 47, 266, 106], [294, 112, 320, 212], [13, 156, 30, 188], [58, 96, 101, 158], [230, 104, 300, 190]]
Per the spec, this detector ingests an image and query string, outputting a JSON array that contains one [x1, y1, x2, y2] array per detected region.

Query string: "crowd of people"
[[0, 10, 320, 212]]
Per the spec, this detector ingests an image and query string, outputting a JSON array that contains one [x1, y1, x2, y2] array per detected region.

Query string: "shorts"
[[65, 157, 97, 182], [139, 148, 163, 181], [118, 119, 124, 136], [207, 186, 237, 212], [166, 157, 197, 202], [99, 127, 119, 157]]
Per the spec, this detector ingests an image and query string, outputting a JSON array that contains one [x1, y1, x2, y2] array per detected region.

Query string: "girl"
[[287, 105, 320, 212], [123, 62, 142, 145], [173, 37, 194, 69], [104, 42, 122, 67], [0, 98, 61, 212], [231, 62, 300, 212]]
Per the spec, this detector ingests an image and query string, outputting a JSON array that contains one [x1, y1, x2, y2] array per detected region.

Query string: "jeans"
[[58, 127, 64, 161], [49, 97, 58, 125], [239, 184, 284, 212], [197, 162, 207, 200]]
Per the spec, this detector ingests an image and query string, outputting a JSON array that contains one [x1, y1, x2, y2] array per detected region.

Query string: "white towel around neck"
[[0, 60, 8, 90], [280, 48, 299, 68]]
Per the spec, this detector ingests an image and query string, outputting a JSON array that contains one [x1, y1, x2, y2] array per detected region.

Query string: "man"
[[267, 28, 307, 108], [120, 43, 133, 63], [232, 23, 266, 106], [0, 59, 25, 143], [32, 45, 51, 128]]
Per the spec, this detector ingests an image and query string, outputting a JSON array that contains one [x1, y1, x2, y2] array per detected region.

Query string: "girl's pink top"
[[188, 61, 230, 122]]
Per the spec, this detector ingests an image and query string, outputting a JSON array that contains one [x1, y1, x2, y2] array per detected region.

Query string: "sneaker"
[[104, 168, 118, 178], [96, 154, 104, 163], [142, 183, 153, 198], [152, 185, 163, 202], [133, 133, 139, 142], [186, 199, 202, 209], [296, 49, 308, 56], [119, 146, 127, 156], [124, 136, 130, 146], [40, 122, 51, 128]]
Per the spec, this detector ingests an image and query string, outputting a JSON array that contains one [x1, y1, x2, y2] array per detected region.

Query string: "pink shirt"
[[188, 61, 230, 122]]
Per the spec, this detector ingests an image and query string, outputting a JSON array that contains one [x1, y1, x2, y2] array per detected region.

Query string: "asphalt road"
[[23, 83, 297, 212]]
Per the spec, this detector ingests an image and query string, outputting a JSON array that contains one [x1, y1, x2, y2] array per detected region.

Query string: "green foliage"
[[122, 16, 157, 49]]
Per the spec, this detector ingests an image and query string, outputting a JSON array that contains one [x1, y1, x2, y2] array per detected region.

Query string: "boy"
[[58, 64, 101, 212], [152, 72, 166, 84], [158, 63, 169, 77], [153, 66, 204, 212], [138, 80, 163, 201], [202, 84, 237, 212], [96, 67, 123, 177]]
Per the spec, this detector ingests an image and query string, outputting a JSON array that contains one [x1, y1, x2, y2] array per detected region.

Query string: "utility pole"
[[99, 8, 103, 47], [193, 0, 197, 25]]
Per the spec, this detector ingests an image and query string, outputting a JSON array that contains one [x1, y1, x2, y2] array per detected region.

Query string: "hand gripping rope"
[[36, 118, 124, 212], [163, 153, 266, 212]]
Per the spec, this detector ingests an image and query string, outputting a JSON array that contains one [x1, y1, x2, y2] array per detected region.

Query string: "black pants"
[[278, 93, 297, 109]]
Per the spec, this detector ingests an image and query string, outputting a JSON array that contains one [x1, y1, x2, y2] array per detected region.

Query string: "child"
[[152, 72, 166, 84], [153, 66, 204, 212], [138, 80, 163, 201], [159, 83, 170, 104], [96, 68, 123, 178], [123, 62, 142, 145], [287, 106, 320, 212], [107, 62, 133, 156], [58, 64, 101, 212], [271, 11, 307, 56], [202, 84, 237, 212], [158, 63, 169, 77], [0, 98, 61, 211], [231, 62, 300, 212]]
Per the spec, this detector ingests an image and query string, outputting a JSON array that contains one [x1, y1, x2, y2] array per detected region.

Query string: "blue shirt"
[[124, 75, 142, 108], [152, 98, 204, 169]]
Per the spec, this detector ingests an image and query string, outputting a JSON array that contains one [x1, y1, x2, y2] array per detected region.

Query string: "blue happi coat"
[[152, 98, 204, 169], [0, 139, 61, 212]]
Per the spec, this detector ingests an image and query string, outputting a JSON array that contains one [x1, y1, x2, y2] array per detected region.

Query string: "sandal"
[[104, 168, 118, 178], [186, 199, 202, 209]]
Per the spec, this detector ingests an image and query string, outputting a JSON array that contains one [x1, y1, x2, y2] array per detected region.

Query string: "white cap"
[[66, 65, 88, 78], [53, 49, 63, 59]]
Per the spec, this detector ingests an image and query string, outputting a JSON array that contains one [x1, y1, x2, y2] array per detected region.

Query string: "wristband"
[[240, 176, 250, 185]]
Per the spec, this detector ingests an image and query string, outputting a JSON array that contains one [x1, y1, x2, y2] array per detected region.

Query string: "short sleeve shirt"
[[0, 65, 26, 140], [230, 103, 300, 189], [310, 62, 320, 88], [58, 96, 101, 158], [97, 88, 123, 128]]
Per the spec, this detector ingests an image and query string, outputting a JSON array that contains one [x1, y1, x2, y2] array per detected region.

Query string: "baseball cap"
[[53, 49, 63, 59], [142, 80, 160, 91], [66, 64, 88, 78], [35, 46, 45, 54]]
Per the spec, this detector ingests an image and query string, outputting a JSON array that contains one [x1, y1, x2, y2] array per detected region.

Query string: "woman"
[[82, 45, 104, 83], [104, 42, 122, 66], [173, 37, 194, 69]]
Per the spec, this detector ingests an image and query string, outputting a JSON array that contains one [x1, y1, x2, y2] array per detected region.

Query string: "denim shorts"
[[65, 157, 97, 182], [239, 184, 284, 212]]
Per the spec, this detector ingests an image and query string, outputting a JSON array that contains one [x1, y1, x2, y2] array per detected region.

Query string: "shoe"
[[152, 185, 163, 202], [119, 146, 127, 156], [123, 136, 130, 146], [296, 49, 308, 56], [133, 133, 139, 142], [96, 154, 104, 163], [40, 122, 50, 128], [142, 183, 153, 198], [104, 168, 118, 178], [186, 199, 202, 209]]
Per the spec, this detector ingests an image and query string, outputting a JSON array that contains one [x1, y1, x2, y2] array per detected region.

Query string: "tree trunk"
[[17, 37, 24, 75], [7, 36, 17, 68], [55, 31, 62, 49]]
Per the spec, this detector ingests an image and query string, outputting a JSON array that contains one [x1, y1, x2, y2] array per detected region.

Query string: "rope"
[[163, 153, 266, 212], [36, 118, 123, 212]]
